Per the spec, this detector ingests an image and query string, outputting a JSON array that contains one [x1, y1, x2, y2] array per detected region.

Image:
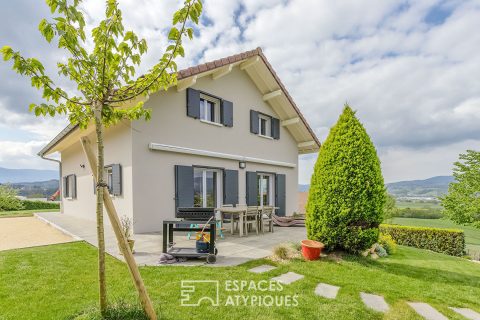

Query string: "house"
[[38, 48, 320, 233]]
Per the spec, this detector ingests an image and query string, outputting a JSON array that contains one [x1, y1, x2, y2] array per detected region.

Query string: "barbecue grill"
[[176, 207, 215, 220], [162, 207, 218, 263]]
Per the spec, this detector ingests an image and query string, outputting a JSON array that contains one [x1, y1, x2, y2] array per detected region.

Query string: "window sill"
[[258, 134, 273, 140], [200, 119, 223, 127]]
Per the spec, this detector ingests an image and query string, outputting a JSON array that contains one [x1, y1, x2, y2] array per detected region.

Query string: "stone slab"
[[408, 302, 447, 320], [360, 292, 389, 313], [315, 283, 340, 299], [450, 307, 480, 320], [271, 272, 304, 285], [248, 264, 277, 273]]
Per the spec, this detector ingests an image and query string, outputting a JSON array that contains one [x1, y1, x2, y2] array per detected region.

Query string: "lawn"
[[391, 217, 480, 258], [395, 200, 442, 210], [0, 208, 60, 218], [0, 242, 479, 320]]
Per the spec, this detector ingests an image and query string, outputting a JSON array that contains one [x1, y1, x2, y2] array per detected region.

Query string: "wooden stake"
[[80, 137, 157, 320]]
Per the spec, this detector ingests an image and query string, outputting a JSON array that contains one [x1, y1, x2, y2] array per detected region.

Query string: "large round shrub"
[[306, 105, 385, 253]]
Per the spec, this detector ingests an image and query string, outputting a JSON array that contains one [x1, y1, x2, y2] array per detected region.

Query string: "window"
[[106, 166, 113, 194], [200, 95, 221, 124], [257, 173, 274, 206], [258, 114, 271, 137], [194, 168, 223, 207], [63, 174, 76, 199]]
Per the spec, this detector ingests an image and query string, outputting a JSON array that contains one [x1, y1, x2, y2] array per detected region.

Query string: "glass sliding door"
[[193, 168, 221, 208], [257, 173, 274, 206]]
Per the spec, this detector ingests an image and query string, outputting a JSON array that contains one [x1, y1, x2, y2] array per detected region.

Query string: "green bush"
[[379, 233, 397, 254], [380, 224, 465, 256], [0, 185, 24, 211], [393, 207, 444, 219], [306, 105, 385, 253], [21, 200, 60, 210]]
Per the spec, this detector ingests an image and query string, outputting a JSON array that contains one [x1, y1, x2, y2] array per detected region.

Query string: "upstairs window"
[[259, 114, 271, 137], [200, 95, 220, 124]]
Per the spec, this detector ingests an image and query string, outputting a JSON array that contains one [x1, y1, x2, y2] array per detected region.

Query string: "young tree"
[[306, 105, 385, 253], [2, 0, 202, 317], [383, 193, 397, 223], [441, 150, 480, 228]]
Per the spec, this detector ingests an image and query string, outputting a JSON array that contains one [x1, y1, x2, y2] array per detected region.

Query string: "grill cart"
[[162, 207, 218, 264]]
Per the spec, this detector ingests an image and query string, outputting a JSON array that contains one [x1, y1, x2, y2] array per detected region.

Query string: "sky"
[[0, 0, 479, 184]]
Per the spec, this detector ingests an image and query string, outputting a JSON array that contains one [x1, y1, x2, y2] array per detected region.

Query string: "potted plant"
[[301, 239, 324, 260], [120, 215, 135, 254]]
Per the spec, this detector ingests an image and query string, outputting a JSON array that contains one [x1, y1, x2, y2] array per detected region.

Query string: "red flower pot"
[[301, 240, 324, 261]]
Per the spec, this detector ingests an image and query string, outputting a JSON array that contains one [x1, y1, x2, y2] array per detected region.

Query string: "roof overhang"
[[39, 47, 320, 157]]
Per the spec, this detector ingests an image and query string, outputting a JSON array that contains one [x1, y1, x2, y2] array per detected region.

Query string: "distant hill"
[[386, 176, 454, 198], [0, 167, 58, 183], [299, 175, 455, 198]]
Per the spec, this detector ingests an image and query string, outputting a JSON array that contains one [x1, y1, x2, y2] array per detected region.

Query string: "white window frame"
[[194, 167, 223, 208], [258, 114, 272, 138], [258, 173, 274, 207], [105, 166, 113, 194], [200, 94, 222, 125]]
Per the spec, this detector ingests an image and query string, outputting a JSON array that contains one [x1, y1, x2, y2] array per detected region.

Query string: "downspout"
[[40, 154, 63, 213]]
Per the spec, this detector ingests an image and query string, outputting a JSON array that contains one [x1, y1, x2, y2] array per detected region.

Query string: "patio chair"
[[220, 204, 238, 235], [259, 206, 274, 233], [244, 206, 259, 236]]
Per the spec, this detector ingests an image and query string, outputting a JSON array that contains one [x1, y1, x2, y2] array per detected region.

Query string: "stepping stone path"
[[408, 302, 447, 320], [450, 307, 480, 320], [360, 292, 389, 313], [248, 265, 276, 274], [315, 283, 340, 299], [271, 272, 304, 285]]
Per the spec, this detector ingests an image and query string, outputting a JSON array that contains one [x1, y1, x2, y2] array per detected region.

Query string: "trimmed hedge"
[[21, 200, 60, 210], [380, 224, 465, 256]]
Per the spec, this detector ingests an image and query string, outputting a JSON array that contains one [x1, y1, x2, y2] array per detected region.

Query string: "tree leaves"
[[306, 104, 386, 252]]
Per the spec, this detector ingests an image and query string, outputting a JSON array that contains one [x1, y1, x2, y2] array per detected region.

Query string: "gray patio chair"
[[244, 206, 259, 236], [220, 204, 237, 234], [259, 206, 274, 233]]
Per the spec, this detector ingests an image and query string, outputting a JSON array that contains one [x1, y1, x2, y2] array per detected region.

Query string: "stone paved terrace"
[[35, 212, 306, 266]]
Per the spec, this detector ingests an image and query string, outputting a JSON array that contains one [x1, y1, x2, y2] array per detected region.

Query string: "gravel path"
[[0, 216, 75, 251]]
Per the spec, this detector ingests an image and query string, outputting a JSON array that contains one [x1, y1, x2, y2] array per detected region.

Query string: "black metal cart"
[[162, 208, 218, 264]]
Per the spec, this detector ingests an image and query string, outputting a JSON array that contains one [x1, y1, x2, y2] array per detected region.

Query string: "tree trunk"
[[94, 103, 107, 314]]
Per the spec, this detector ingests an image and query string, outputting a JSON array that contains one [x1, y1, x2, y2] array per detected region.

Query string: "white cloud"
[[0, 0, 479, 183]]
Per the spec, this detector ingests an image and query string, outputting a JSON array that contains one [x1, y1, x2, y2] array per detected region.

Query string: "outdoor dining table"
[[215, 206, 279, 237]]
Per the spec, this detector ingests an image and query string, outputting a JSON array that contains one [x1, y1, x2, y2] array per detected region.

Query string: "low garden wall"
[[380, 224, 465, 256]]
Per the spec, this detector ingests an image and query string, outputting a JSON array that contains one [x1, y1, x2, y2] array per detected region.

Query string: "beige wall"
[[61, 123, 133, 225], [131, 67, 299, 233]]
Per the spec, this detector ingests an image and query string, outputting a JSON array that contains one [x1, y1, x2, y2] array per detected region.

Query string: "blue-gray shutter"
[[174, 165, 194, 208], [246, 171, 258, 206], [250, 110, 259, 134], [186, 88, 200, 119], [275, 174, 286, 216], [111, 164, 122, 196], [271, 117, 280, 139], [221, 99, 233, 127], [63, 176, 67, 198], [223, 169, 238, 205], [71, 174, 77, 199]]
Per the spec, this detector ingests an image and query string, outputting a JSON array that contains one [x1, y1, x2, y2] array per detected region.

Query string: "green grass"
[[1, 242, 479, 320], [0, 208, 60, 218], [391, 217, 480, 258], [395, 200, 442, 209]]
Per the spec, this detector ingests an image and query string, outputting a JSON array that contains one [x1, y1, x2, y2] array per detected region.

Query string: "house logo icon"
[[181, 280, 220, 306]]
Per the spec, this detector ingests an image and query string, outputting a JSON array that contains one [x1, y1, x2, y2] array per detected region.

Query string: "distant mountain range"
[[298, 176, 454, 198], [386, 176, 454, 198], [0, 167, 58, 183]]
